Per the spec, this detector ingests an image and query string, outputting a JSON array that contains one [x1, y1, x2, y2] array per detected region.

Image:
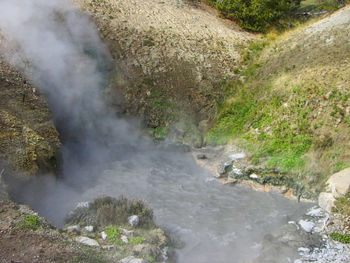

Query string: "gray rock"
[[121, 235, 129, 243], [306, 207, 323, 217], [196, 154, 207, 160], [75, 236, 100, 247], [298, 220, 315, 233], [128, 215, 139, 227], [84, 225, 94, 232]]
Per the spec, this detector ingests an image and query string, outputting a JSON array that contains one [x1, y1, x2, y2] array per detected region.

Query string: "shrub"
[[18, 215, 40, 230], [209, 0, 301, 32], [129, 237, 145, 245], [65, 196, 155, 229], [330, 232, 350, 243], [104, 225, 122, 244]]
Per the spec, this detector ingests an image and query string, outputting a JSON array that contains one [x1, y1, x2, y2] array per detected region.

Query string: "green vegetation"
[[334, 192, 350, 216], [206, 40, 313, 173], [206, 0, 340, 32], [66, 196, 155, 229], [129, 236, 145, 245], [147, 256, 156, 263], [208, 0, 301, 32], [104, 225, 122, 244], [330, 232, 350, 243], [18, 214, 40, 230], [206, 19, 350, 183]]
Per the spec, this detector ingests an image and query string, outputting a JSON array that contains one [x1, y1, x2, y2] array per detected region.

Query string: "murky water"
[[11, 142, 312, 263]]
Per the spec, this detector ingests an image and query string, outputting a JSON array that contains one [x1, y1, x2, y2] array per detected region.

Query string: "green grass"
[[129, 237, 145, 245], [104, 225, 122, 244], [330, 232, 350, 243], [18, 215, 40, 230], [334, 192, 350, 216], [205, 38, 315, 174]]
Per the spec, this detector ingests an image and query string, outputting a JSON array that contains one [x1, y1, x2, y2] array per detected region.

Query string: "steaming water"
[[0, 0, 312, 262], [12, 143, 311, 263]]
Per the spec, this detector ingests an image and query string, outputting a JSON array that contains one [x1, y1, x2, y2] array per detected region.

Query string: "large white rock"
[[318, 192, 336, 213], [75, 236, 100, 247], [326, 168, 350, 197]]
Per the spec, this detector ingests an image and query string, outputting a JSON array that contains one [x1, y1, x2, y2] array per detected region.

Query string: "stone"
[[128, 215, 139, 227], [119, 256, 149, 263], [75, 236, 100, 247], [318, 192, 336, 213], [121, 235, 129, 243], [298, 247, 311, 254], [306, 207, 323, 217], [298, 220, 315, 233], [101, 231, 107, 240], [120, 228, 134, 235], [250, 173, 258, 179], [67, 225, 80, 231], [84, 225, 94, 232], [196, 154, 207, 160], [326, 168, 350, 197]]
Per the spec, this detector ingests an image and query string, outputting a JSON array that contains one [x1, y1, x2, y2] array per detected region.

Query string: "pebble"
[[101, 231, 107, 240], [121, 235, 129, 243], [128, 215, 139, 227]]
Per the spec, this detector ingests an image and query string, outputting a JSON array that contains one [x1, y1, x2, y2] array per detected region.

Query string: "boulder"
[[325, 168, 350, 197], [318, 192, 336, 213], [75, 236, 100, 247]]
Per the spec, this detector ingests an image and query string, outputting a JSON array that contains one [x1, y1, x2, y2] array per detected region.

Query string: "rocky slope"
[[0, 51, 61, 177], [73, 0, 252, 146]]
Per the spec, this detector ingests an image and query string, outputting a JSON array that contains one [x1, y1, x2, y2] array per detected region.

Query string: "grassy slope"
[[206, 6, 350, 192]]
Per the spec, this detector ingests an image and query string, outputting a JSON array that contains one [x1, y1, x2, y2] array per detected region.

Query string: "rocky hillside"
[[206, 5, 350, 193], [74, 0, 252, 146], [0, 46, 61, 177]]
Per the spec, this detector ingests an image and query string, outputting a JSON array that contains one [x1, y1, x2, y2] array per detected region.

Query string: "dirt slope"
[[74, 0, 253, 145]]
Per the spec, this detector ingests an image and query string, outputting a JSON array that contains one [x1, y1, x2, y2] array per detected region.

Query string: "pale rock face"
[[318, 192, 336, 213], [326, 167, 350, 197], [75, 236, 100, 247]]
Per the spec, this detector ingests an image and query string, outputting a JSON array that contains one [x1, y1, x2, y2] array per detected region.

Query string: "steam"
[[0, 1, 312, 262], [0, 0, 137, 143]]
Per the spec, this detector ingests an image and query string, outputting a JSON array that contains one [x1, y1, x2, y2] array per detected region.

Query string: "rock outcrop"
[[0, 53, 61, 176], [319, 168, 350, 213]]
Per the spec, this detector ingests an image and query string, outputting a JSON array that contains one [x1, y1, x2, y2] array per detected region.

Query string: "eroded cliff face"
[[0, 54, 61, 176]]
